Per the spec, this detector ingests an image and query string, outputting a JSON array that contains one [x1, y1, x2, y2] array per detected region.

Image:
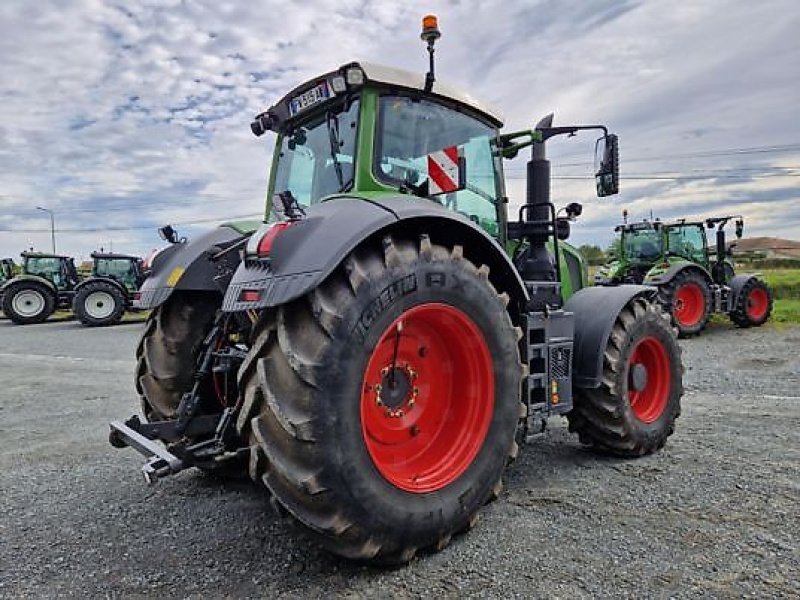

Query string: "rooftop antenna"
[[420, 15, 441, 93], [623, 209, 628, 224]]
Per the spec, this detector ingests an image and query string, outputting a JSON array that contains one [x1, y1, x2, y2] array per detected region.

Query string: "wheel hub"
[[629, 363, 648, 392], [379, 366, 413, 409]]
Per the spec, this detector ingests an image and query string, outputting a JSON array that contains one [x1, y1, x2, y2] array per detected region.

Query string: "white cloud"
[[0, 0, 798, 258]]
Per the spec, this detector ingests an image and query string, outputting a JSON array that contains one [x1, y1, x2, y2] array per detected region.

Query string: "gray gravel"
[[1, 319, 798, 598]]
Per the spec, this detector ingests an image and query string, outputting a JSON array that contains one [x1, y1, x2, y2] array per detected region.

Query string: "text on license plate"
[[289, 82, 330, 116]]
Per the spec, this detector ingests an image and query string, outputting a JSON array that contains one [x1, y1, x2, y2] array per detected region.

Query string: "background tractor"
[[1, 251, 80, 324], [110, 16, 683, 565], [595, 215, 773, 336], [73, 252, 145, 327], [0, 258, 15, 284]]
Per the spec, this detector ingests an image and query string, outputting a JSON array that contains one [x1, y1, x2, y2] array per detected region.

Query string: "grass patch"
[[756, 269, 800, 300], [771, 299, 800, 324]]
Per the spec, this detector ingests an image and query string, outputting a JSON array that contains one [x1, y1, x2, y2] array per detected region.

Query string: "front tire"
[[74, 281, 126, 327], [237, 235, 523, 564], [730, 278, 772, 327], [568, 297, 683, 457], [1, 281, 56, 325]]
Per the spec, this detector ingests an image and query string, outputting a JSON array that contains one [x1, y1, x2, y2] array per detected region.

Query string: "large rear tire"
[[236, 235, 523, 564], [74, 281, 126, 327], [1, 281, 56, 325], [568, 297, 682, 457], [659, 270, 711, 337], [729, 278, 772, 327]]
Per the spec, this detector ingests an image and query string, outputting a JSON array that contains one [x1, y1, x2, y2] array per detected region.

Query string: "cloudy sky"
[[1, 0, 798, 260]]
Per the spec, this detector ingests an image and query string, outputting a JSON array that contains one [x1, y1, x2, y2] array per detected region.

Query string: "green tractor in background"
[[0, 258, 15, 285], [110, 16, 683, 565], [595, 215, 773, 336], [72, 252, 146, 327], [1, 252, 80, 324]]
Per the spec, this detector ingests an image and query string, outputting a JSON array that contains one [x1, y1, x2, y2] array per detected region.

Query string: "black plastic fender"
[[222, 195, 528, 312], [728, 273, 761, 311], [74, 276, 129, 299], [565, 284, 658, 388], [0, 274, 58, 294], [135, 225, 248, 309], [645, 262, 712, 287]]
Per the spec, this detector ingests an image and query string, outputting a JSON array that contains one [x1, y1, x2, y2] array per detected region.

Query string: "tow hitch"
[[109, 418, 185, 483]]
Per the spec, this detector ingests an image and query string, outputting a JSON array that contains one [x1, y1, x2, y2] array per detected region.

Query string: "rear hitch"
[[109, 419, 186, 484]]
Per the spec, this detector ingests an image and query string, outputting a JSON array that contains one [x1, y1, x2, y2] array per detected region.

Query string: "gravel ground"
[[1, 319, 798, 599]]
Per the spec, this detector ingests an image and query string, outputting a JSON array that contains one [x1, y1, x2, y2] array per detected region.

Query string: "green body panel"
[[642, 257, 695, 284], [222, 219, 262, 235]]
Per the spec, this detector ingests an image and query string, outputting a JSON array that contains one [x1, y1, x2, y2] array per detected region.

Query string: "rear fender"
[[565, 285, 658, 388], [644, 262, 712, 287], [222, 195, 528, 314], [75, 276, 129, 298], [1, 274, 57, 294], [135, 225, 249, 309]]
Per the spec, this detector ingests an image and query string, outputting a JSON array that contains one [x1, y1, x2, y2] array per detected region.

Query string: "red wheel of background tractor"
[[660, 270, 711, 337], [673, 283, 705, 329], [730, 277, 773, 328], [627, 336, 670, 423], [360, 303, 494, 493]]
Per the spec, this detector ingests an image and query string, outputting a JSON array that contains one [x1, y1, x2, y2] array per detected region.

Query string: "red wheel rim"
[[360, 303, 494, 493], [746, 288, 769, 320], [673, 283, 705, 327], [627, 336, 671, 423]]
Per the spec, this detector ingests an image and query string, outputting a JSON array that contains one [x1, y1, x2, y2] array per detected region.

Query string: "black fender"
[[135, 225, 249, 309], [222, 195, 528, 313], [564, 284, 658, 388], [645, 262, 712, 287], [74, 276, 129, 299], [1, 274, 57, 295], [728, 273, 762, 310]]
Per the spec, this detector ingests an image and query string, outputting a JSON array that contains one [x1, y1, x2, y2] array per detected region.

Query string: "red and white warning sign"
[[427, 146, 464, 195]]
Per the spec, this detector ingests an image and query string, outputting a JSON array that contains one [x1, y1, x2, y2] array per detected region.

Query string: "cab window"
[[667, 225, 706, 264], [375, 95, 501, 237]]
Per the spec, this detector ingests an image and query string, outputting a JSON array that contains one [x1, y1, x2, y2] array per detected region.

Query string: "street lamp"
[[36, 206, 56, 253]]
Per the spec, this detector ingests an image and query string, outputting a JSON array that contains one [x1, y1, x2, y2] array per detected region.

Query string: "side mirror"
[[595, 134, 619, 197], [158, 225, 180, 244], [427, 146, 466, 195], [735, 219, 744, 238]]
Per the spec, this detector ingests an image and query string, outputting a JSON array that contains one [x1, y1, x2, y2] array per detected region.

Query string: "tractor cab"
[[253, 61, 506, 239], [21, 252, 79, 290], [0, 258, 14, 283], [91, 252, 145, 292]]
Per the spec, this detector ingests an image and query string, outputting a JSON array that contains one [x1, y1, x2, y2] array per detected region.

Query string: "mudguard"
[[74, 276, 129, 298], [222, 195, 528, 312], [644, 261, 712, 287], [0, 274, 57, 294], [135, 225, 249, 309], [728, 273, 761, 310], [565, 284, 658, 388]]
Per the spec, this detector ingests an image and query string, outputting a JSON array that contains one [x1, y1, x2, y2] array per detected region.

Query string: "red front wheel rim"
[[746, 288, 769, 320], [673, 283, 705, 327], [628, 336, 671, 423], [360, 303, 495, 493]]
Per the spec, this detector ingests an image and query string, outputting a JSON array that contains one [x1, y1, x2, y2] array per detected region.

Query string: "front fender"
[[565, 285, 658, 388], [222, 195, 528, 313], [75, 276, 128, 297], [728, 273, 762, 310], [135, 225, 249, 309]]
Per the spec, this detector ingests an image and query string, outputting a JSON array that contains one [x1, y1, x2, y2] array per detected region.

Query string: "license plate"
[[289, 81, 330, 116]]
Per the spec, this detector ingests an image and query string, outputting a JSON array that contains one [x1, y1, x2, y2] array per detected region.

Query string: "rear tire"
[[1, 281, 56, 325], [568, 298, 682, 457], [237, 235, 524, 564], [74, 281, 126, 327], [730, 278, 772, 327], [659, 270, 711, 337]]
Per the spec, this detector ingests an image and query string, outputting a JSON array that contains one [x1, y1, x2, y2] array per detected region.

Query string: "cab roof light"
[[330, 75, 347, 93], [345, 67, 364, 86]]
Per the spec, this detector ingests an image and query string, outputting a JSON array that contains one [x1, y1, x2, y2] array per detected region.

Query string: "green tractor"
[[110, 17, 683, 564], [72, 252, 146, 327], [0, 258, 15, 285], [595, 215, 773, 336], [1, 252, 80, 324]]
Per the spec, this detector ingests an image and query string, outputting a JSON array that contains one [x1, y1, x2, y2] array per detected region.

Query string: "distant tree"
[[578, 244, 607, 266]]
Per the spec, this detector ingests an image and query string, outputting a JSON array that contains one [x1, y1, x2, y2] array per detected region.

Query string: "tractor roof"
[[266, 61, 503, 130], [91, 251, 140, 261], [21, 251, 72, 260]]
